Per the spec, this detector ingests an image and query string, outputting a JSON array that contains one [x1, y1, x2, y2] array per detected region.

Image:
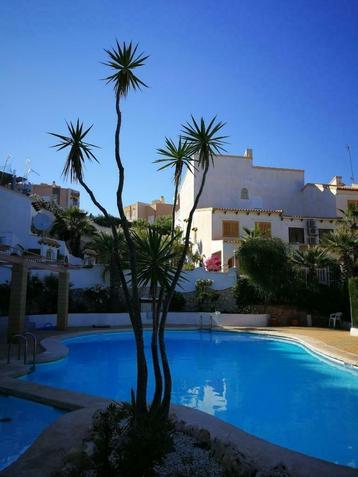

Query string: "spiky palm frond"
[[155, 137, 196, 184], [49, 119, 98, 183], [290, 248, 331, 269], [181, 116, 227, 168], [321, 229, 358, 279], [132, 228, 178, 290], [104, 41, 148, 97], [241, 226, 263, 241]]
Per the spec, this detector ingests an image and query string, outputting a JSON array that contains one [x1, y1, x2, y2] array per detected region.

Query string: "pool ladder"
[[7, 332, 37, 370], [199, 314, 213, 331]]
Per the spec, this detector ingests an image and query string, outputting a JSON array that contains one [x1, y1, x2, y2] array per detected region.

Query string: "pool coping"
[[1, 326, 358, 476]]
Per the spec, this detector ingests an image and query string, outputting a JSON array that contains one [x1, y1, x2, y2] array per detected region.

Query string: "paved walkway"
[[227, 326, 358, 366]]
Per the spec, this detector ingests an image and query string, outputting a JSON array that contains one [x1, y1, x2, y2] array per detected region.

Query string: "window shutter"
[[223, 221, 239, 237]]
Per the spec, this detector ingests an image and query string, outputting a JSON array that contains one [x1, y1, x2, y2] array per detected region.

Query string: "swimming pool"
[[25, 331, 358, 468], [0, 395, 65, 470]]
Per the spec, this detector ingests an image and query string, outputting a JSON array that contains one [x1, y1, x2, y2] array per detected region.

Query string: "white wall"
[[178, 267, 236, 292], [176, 168, 195, 225], [190, 154, 305, 216], [12, 266, 236, 293], [0, 187, 33, 246], [26, 312, 269, 329]]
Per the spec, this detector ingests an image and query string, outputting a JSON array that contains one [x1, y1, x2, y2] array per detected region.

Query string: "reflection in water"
[[181, 380, 227, 415]]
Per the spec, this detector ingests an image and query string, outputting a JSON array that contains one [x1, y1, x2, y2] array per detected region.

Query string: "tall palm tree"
[[157, 116, 227, 416], [104, 42, 149, 415], [50, 42, 149, 417], [90, 232, 126, 311], [155, 137, 195, 237], [51, 206, 97, 257], [322, 229, 358, 281]]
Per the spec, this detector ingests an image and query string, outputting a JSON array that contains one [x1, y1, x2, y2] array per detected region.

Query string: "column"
[[57, 271, 69, 330], [8, 263, 28, 338]]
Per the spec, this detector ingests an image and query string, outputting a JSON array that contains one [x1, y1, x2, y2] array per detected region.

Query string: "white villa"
[[176, 148, 358, 271], [0, 185, 80, 280]]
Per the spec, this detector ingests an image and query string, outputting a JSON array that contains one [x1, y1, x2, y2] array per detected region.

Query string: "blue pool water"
[[0, 395, 64, 470], [25, 331, 358, 468]]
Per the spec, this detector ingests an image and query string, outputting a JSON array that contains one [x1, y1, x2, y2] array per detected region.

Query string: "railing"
[[199, 313, 213, 331], [7, 332, 37, 370]]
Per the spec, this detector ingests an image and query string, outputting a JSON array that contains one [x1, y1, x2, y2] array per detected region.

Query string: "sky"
[[1, 0, 358, 215]]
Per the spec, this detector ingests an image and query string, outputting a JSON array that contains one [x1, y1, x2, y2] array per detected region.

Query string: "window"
[[255, 222, 271, 238], [240, 188, 249, 200], [222, 220, 239, 238], [319, 229, 333, 242], [289, 227, 305, 244]]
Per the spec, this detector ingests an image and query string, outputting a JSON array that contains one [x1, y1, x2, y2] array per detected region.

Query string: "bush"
[[232, 277, 264, 310], [349, 278, 358, 327], [168, 291, 186, 311], [0, 283, 10, 315], [55, 403, 174, 477], [195, 279, 219, 312], [237, 237, 291, 300], [204, 254, 221, 272]]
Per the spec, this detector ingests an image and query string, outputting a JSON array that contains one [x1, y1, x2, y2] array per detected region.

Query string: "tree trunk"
[[114, 92, 148, 416], [171, 181, 179, 239], [150, 284, 163, 414], [109, 255, 122, 311], [159, 161, 210, 417]]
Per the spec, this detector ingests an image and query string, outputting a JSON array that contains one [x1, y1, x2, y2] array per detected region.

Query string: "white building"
[[176, 149, 358, 271], [0, 185, 79, 283]]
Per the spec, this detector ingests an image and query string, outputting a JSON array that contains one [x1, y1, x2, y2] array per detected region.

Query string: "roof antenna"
[[347, 144, 355, 183]]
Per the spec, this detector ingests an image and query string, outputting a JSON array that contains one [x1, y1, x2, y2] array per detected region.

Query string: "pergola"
[[0, 252, 80, 337]]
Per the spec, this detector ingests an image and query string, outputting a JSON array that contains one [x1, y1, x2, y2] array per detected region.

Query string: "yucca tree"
[[241, 226, 263, 242], [132, 228, 177, 412], [155, 137, 195, 237], [156, 116, 227, 416], [103, 42, 150, 416], [290, 247, 332, 283], [322, 229, 358, 281], [51, 206, 97, 257], [50, 42, 149, 417], [90, 232, 126, 311]]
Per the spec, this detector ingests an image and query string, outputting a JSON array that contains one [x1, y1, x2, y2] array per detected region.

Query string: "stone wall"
[[181, 287, 237, 313]]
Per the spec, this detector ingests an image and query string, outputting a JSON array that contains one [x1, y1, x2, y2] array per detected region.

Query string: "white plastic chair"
[[328, 312, 342, 328]]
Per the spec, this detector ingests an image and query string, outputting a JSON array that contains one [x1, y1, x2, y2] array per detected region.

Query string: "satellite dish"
[[32, 210, 55, 232]]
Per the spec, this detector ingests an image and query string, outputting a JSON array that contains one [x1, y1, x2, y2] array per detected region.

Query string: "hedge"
[[348, 277, 358, 328]]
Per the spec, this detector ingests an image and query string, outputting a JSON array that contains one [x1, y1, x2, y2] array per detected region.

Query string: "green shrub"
[[195, 279, 219, 311], [232, 277, 264, 310], [0, 283, 10, 315], [349, 277, 358, 327], [236, 237, 291, 300], [168, 291, 186, 311]]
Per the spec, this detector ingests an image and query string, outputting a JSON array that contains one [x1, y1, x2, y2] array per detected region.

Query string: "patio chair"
[[328, 312, 342, 329]]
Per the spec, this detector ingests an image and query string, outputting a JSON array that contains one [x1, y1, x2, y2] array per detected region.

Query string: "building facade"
[[32, 182, 80, 209], [176, 149, 358, 270], [124, 196, 173, 223]]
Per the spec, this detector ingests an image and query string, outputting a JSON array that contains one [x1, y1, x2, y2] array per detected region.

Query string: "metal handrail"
[[24, 332, 37, 370], [7, 334, 28, 365], [199, 314, 213, 331]]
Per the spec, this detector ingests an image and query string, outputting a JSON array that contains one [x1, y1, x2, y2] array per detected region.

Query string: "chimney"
[[244, 148, 253, 160], [160, 195, 165, 203], [329, 176, 344, 186]]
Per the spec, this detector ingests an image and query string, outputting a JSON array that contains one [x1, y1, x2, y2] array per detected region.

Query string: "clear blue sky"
[[1, 0, 357, 215]]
